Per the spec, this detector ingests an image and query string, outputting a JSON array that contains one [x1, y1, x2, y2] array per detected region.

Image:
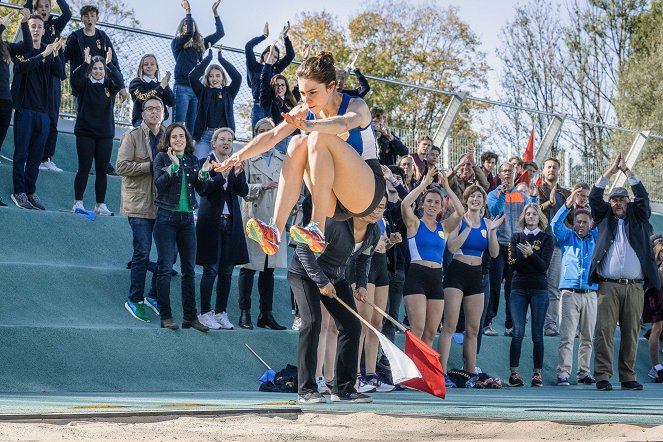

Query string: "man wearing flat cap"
[[588, 152, 661, 391]]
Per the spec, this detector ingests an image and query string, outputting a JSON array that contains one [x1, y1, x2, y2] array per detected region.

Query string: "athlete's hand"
[[281, 112, 311, 132], [389, 232, 402, 244], [422, 166, 437, 187], [486, 213, 505, 232], [320, 283, 336, 298], [354, 286, 367, 303], [217, 152, 241, 172]]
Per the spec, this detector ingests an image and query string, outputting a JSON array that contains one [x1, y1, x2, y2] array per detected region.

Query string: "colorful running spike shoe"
[[246, 218, 280, 255], [290, 222, 326, 253]]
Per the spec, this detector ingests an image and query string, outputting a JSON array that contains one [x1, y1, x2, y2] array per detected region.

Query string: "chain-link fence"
[[2, 1, 662, 201]]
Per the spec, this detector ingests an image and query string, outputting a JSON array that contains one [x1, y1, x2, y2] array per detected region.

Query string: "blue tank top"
[[377, 218, 386, 236], [306, 93, 378, 161], [454, 218, 489, 258], [408, 220, 445, 264]]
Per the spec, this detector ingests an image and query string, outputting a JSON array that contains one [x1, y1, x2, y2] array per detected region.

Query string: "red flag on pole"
[[523, 127, 535, 161], [400, 330, 446, 399], [518, 128, 535, 186]]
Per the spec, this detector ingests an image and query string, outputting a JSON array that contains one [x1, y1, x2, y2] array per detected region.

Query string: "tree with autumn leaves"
[[285, 1, 489, 138]]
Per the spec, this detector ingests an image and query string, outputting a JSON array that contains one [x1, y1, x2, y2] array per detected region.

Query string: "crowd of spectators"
[[1, 1, 662, 396]]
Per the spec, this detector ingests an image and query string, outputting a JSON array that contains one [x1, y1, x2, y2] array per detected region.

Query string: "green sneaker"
[[125, 301, 150, 323]]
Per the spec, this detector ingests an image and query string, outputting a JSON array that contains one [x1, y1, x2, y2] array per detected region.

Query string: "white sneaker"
[[292, 316, 302, 331], [365, 376, 395, 392], [94, 203, 113, 216], [198, 311, 221, 330], [214, 311, 234, 330], [72, 200, 85, 212], [354, 376, 376, 393], [316, 376, 331, 395], [40, 159, 63, 172]]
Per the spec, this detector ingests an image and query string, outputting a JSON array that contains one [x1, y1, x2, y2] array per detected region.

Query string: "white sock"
[[655, 364, 663, 371]]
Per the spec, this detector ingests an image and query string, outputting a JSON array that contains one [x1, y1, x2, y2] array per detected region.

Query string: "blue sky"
[[131, 0, 530, 99]]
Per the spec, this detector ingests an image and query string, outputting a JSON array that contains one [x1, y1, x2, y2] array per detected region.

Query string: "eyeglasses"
[[144, 106, 163, 113]]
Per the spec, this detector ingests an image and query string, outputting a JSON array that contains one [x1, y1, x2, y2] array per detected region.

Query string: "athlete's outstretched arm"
[[282, 98, 370, 136]]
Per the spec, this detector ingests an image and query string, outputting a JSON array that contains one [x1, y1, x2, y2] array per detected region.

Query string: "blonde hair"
[[212, 127, 235, 145], [136, 53, 159, 79], [518, 203, 548, 231], [201, 64, 227, 88]]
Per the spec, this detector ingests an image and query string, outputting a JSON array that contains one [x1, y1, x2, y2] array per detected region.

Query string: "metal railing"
[[2, 1, 662, 201]]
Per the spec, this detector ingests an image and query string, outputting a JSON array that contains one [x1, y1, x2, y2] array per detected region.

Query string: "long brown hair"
[[296, 51, 336, 86], [270, 74, 297, 110], [159, 123, 195, 156], [176, 18, 205, 52]]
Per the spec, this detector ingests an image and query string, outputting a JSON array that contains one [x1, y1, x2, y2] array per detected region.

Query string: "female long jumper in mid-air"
[[220, 52, 385, 254]]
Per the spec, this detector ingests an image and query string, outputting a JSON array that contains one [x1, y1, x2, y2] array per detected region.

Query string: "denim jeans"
[[486, 244, 513, 329], [12, 108, 49, 194], [194, 128, 214, 160], [154, 208, 197, 321], [509, 288, 549, 370], [128, 217, 157, 303], [250, 101, 266, 130], [200, 217, 235, 314], [173, 84, 198, 131]]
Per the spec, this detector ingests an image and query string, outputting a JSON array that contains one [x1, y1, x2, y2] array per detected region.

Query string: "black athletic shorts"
[[368, 252, 389, 286], [443, 259, 484, 295], [403, 263, 444, 300], [333, 159, 386, 221]]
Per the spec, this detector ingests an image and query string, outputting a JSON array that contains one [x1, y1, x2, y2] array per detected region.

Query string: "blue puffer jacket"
[[551, 205, 598, 290]]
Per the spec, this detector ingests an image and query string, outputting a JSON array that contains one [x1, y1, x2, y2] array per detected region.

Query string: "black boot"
[[240, 309, 254, 329], [257, 311, 286, 330]]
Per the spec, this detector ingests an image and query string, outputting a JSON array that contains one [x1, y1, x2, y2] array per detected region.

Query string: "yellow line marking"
[[158, 404, 212, 408]]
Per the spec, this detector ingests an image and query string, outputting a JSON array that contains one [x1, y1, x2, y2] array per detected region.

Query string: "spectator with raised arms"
[[245, 21, 294, 129], [400, 167, 464, 349], [550, 189, 598, 387], [171, 0, 223, 130], [438, 185, 502, 384], [189, 45, 241, 159], [0, 8, 31, 207], [10, 14, 62, 210], [23, 0, 71, 174], [70, 46, 123, 216]]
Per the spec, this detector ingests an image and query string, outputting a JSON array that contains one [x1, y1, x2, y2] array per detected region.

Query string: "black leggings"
[[0, 99, 12, 152], [74, 135, 113, 202]]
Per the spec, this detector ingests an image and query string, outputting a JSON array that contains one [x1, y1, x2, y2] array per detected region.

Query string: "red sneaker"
[[290, 222, 326, 253], [246, 218, 280, 255]]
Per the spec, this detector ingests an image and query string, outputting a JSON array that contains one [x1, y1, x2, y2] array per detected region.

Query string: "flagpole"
[[365, 300, 407, 333], [244, 344, 273, 371], [332, 295, 380, 335]]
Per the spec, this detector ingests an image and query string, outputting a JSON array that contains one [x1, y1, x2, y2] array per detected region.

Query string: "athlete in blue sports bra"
[[220, 52, 386, 257], [400, 167, 464, 347], [438, 184, 503, 380]]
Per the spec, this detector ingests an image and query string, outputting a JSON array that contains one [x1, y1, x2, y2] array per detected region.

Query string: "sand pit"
[[1, 412, 662, 441]]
